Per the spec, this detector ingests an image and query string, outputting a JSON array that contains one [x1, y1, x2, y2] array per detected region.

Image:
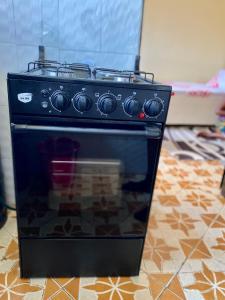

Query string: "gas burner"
[[57, 63, 91, 79], [93, 68, 136, 83], [93, 68, 155, 84], [27, 60, 91, 79]]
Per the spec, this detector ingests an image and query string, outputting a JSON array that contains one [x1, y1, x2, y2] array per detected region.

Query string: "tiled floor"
[[0, 149, 225, 299]]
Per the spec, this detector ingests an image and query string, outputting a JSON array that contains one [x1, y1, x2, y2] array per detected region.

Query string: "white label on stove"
[[17, 93, 32, 103]]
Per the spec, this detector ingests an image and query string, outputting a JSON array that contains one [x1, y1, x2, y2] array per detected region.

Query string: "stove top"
[[8, 59, 172, 124], [26, 60, 155, 85]]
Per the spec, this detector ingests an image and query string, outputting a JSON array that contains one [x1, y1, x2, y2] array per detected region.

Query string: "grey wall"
[[0, 0, 143, 206], [0, 0, 143, 73]]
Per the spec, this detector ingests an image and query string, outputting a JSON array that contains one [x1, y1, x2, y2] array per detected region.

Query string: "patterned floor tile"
[[179, 222, 225, 274], [0, 228, 12, 253], [211, 231, 225, 251], [184, 191, 221, 212], [148, 215, 158, 230], [179, 263, 225, 300], [81, 277, 146, 300], [4, 213, 18, 239], [203, 227, 225, 268], [201, 214, 225, 228], [159, 209, 200, 237], [42, 278, 80, 300], [143, 232, 179, 271], [3, 239, 19, 261], [160, 275, 187, 300], [0, 228, 18, 274], [158, 195, 181, 206], [0, 263, 42, 299], [147, 273, 174, 299], [180, 239, 212, 259]]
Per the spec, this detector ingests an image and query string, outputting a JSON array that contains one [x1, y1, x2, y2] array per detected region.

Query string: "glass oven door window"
[[13, 126, 160, 238]]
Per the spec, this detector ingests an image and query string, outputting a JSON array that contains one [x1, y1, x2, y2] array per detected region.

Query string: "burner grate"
[[28, 60, 60, 72], [57, 63, 91, 79], [26, 60, 155, 83], [27, 60, 91, 79], [93, 68, 154, 83]]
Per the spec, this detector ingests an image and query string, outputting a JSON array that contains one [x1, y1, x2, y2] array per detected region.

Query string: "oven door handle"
[[11, 123, 162, 138]]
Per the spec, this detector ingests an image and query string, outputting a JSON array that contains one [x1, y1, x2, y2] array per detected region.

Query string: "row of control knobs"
[[50, 91, 163, 117]]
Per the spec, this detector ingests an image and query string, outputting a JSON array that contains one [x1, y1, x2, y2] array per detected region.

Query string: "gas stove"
[[7, 60, 172, 277], [8, 60, 172, 124]]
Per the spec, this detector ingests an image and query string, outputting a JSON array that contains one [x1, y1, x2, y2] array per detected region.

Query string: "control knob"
[[51, 91, 70, 111], [97, 94, 117, 115], [73, 93, 92, 112], [144, 98, 163, 117], [124, 97, 140, 116]]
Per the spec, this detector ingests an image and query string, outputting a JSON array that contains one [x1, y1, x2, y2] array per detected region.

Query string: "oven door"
[[12, 122, 162, 239]]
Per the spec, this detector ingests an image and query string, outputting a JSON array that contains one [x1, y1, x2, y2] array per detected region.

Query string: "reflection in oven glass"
[[49, 158, 121, 206], [19, 136, 150, 238]]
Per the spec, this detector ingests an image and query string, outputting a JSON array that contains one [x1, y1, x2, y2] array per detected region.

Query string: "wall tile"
[[1, 158, 14, 183], [97, 53, 136, 70], [101, 0, 142, 54], [0, 96, 14, 207], [42, 0, 59, 47], [45, 47, 59, 62], [0, 43, 17, 73], [59, 49, 135, 70], [16, 45, 39, 72], [59, 0, 101, 51], [16, 46, 59, 72], [0, 73, 9, 106], [0, 104, 14, 206], [0, 106, 12, 160], [0, 0, 142, 208], [0, 0, 15, 43], [1, 157, 15, 207], [4, 187, 15, 207], [14, 0, 42, 45], [59, 49, 99, 66]]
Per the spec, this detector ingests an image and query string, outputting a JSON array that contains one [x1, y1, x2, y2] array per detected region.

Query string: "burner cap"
[[93, 68, 136, 83]]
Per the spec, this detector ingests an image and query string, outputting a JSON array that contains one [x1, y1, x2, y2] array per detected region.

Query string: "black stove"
[[7, 60, 172, 278]]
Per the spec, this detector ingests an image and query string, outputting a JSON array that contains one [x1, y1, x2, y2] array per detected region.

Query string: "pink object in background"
[[168, 69, 225, 96]]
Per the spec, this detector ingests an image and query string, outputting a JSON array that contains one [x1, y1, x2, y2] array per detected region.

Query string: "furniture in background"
[[167, 70, 225, 125], [167, 93, 224, 125]]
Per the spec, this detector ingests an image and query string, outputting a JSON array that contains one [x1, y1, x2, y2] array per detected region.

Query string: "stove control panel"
[[9, 78, 171, 123]]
